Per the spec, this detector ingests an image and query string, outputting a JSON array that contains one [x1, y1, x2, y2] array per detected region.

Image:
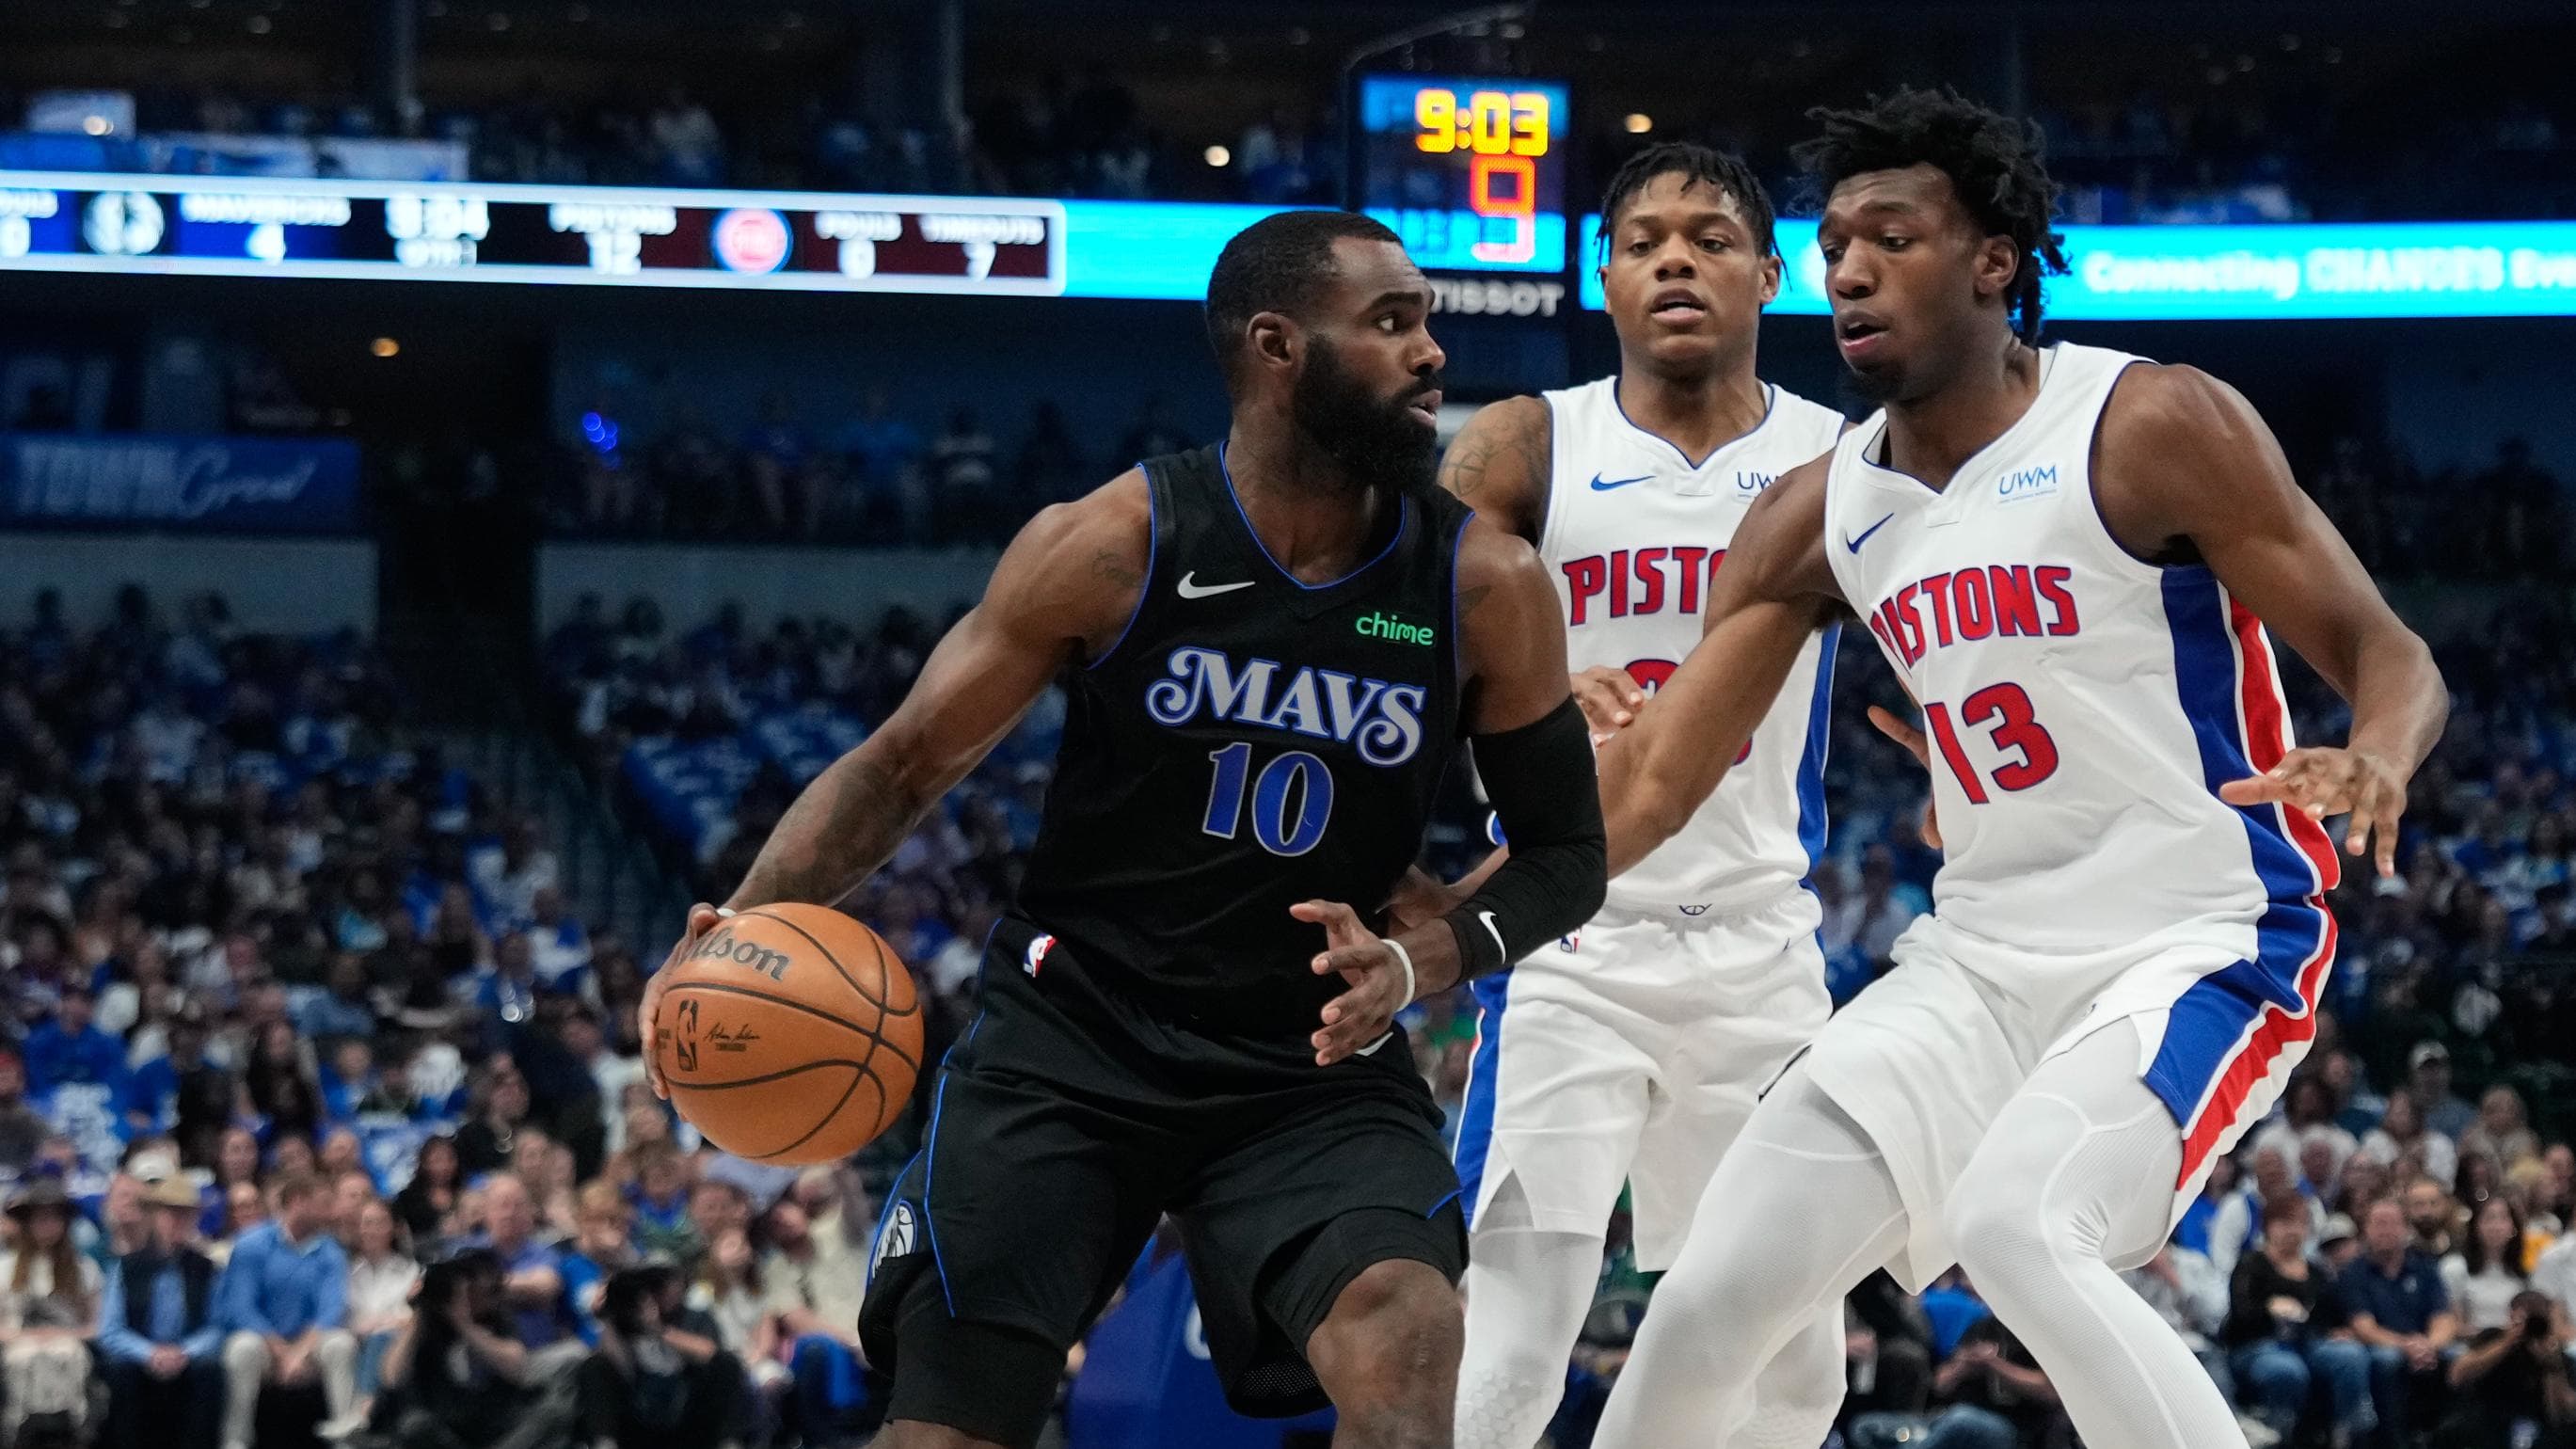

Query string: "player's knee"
[[1310, 1259, 1464, 1403]]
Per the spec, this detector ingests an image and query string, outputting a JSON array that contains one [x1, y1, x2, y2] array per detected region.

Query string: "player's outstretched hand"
[[642, 901, 727, 1098], [1293, 899, 1412, 1067], [2220, 746, 2409, 876], [1866, 704, 1944, 851], [1570, 666, 1646, 744]]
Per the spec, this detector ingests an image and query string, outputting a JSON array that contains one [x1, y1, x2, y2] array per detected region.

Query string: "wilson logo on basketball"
[[692, 925, 792, 981]]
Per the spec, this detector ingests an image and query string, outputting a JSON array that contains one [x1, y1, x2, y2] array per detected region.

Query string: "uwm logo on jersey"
[[1560, 546, 1730, 627], [1143, 645, 1428, 767]]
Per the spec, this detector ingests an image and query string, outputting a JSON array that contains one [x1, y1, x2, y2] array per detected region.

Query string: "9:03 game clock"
[[1354, 75, 1570, 275]]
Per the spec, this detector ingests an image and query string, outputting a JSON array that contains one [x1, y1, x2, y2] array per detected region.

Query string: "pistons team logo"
[[1023, 933, 1057, 978]]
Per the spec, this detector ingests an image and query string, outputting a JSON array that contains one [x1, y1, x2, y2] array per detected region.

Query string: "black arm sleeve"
[[1445, 696, 1607, 979]]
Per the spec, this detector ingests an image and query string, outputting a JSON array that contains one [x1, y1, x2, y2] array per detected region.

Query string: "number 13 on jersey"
[[1921, 683, 2060, 804], [1202, 742, 1336, 856]]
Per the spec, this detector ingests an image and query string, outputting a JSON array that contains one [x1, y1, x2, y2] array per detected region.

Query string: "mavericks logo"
[[1354, 611, 1434, 646], [1145, 646, 1426, 765]]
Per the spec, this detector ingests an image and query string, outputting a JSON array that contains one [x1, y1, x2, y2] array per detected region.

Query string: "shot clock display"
[[1354, 74, 1569, 275]]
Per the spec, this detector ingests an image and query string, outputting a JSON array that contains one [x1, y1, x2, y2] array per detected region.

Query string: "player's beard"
[[1293, 335, 1441, 500]]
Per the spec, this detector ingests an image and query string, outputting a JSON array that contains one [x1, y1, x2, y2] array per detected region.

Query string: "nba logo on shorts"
[[1024, 933, 1057, 978], [874, 1201, 917, 1271]]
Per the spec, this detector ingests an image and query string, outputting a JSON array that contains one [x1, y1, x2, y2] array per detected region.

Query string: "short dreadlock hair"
[[1204, 209, 1404, 390], [1593, 141, 1778, 264], [1793, 88, 2069, 342]]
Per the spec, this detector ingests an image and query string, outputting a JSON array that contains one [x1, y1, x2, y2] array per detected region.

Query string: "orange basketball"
[[653, 903, 924, 1165]]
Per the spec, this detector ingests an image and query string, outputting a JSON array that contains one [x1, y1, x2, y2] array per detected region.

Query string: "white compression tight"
[[1454, 1181, 1844, 1449], [1592, 1018, 2247, 1449]]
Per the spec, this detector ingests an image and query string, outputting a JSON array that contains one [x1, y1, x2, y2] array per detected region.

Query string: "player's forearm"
[[2342, 625, 2447, 776], [726, 744, 939, 910]]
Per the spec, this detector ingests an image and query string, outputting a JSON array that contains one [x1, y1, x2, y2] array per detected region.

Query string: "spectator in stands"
[[927, 406, 998, 542], [24, 981, 127, 1096], [626, 1139, 695, 1260], [219, 1170, 362, 1445], [218, 1180, 269, 1256], [98, 1174, 226, 1449], [2223, 1194, 2372, 1443], [691, 1225, 787, 1410], [455, 1062, 533, 1177], [2343, 1195, 2461, 1441], [380, 1248, 560, 1449], [2407, 1043, 2479, 1141], [741, 393, 824, 538], [0, 1055, 45, 1174], [1914, 1314, 2065, 1449], [2437, 1289, 2576, 1448], [2122, 1236, 2231, 1401], [246, 1017, 326, 1145], [2539, 1143, 2576, 1229], [2443, 1195, 2531, 1334], [837, 388, 925, 533], [2252, 1075, 2361, 1186], [580, 1264, 740, 1449], [2403, 1178, 2460, 1259], [561, 1181, 637, 1345], [2361, 1087, 2459, 1188], [394, 1133, 464, 1245], [470, 1172, 577, 1350], [2461, 1084, 2541, 1170], [346, 1198, 418, 1425], [525, 886, 592, 993], [301, 956, 379, 1040], [763, 1170, 876, 1441], [0, 1179, 103, 1442]]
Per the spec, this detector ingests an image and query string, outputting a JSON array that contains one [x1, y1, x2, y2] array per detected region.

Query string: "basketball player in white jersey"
[[1432, 144, 1849, 1449], [1577, 91, 2448, 1448]]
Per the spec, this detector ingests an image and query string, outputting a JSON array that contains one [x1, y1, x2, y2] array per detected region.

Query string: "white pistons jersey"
[[1538, 377, 1848, 915], [1819, 342, 2340, 1183]]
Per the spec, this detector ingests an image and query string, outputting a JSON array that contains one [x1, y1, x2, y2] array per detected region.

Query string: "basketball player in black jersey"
[[641, 210, 1608, 1449]]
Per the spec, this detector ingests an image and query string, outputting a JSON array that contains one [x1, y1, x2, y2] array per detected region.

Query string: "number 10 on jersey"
[[1202, 743, 1335, 856]]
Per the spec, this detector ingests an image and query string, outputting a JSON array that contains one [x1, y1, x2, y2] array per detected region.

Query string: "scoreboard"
[[0, 173, 1065, 295], [1354, 75, 1569, 276]]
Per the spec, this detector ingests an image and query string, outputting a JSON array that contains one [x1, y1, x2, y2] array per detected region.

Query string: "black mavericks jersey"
[[1014, 444, 1471, 1042]]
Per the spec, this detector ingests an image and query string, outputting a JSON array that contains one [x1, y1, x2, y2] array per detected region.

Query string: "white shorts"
[[1804, 912, 2330, 1290], [1454, 889, 1832, 1271]]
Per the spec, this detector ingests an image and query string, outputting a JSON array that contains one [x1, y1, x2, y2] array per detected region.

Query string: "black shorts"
[[859, 915, 1465, 1424]]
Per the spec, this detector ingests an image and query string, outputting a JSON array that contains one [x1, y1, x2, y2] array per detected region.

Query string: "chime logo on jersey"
[[1144, 645, 1427, 766]]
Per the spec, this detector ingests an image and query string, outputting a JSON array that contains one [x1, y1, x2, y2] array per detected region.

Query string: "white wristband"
[[1382, 937, 1418, 1007]]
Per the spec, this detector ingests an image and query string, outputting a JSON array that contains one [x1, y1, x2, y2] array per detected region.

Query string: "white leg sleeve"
[[1944, 1017, 2249, 1449], [1455, 1185, 1604, 1449], [1592, 1060, 1908, 1446]]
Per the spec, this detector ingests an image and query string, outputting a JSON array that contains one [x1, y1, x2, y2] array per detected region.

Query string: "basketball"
[[653, 903, 924, 1165]]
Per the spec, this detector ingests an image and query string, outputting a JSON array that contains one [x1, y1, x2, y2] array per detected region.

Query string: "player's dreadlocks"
[[1593, 141, 1778, 263], [1793, 88, 2070, 342]]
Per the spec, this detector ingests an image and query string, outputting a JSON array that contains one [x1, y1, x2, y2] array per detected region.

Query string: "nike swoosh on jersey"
[[1843, 511, 1897, 554], [1477, 911, 1506, 957], [1176, 572, 1255, 599], [1588, 472, 1653, 492]]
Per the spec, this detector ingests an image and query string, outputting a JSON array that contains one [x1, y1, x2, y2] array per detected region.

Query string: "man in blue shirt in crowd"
[[2341, 1195, 2461, 1441], [23, 984, 127, 1100], [218, 1171, 362, 1448], [99, 1176, 226, 1449], [470, 1172, 579, 1349]]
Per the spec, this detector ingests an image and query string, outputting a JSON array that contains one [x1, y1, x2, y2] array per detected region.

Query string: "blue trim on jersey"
[[2147, 569, 2330, 1123], [1423, 1186, 1463, 1220], [1448, 511, 1471, 684], [1216, 443, 1410, 592], [918, 1009, 986, 1314], [1793, 623, 1840, 873], [1450, 972, 1512, 1230], [1609, 379, 1775, 471], [1084, 459, 1156, 672]]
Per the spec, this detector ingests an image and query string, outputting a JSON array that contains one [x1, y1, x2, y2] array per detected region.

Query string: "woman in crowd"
[[246, 1016, 324, 1144], [692, 1225, 788, 1414], [2460, 1084, 2541, 1170], [454, 1063, 532, 1177], [395, 1132, 464, 1243], [2459, 1149, 2507, 1210], [2223, 1195, 2375, 1443], [2361, 1089, 2460, 1188], [2441, 1195, 2532, 1333], [581, 1265, 741, 1449], [0, 1181, 103, 1442], [346, 1197, 420, 1426]]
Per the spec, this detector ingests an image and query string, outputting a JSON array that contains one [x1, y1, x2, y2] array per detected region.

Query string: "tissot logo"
[[1354, 611, 1435, 646]]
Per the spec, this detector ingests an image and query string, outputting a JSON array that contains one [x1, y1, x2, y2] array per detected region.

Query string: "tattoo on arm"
[[1455, 583, 1494, 620], [729, 750, 935, 909], [1438, 428, 1502, 504], [1089, 548, 1142, 589]]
